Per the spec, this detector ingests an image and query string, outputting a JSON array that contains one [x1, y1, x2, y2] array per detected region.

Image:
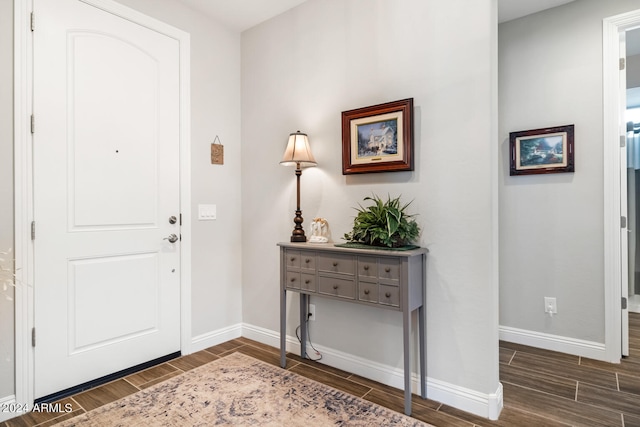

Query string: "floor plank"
[[576, 382, 640, 418], [124, 362, 180, 388], [165, 349, 218, 371], [500, 363, 577, 400], [288, 362, 372, 397], [71, 379, 138, 412], [509, 351, 618, 390], [503, 382, 623, 427], [618, 371, 640, 395]]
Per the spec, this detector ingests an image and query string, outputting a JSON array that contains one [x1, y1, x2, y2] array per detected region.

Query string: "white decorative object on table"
[[308, 218, 330, 243]]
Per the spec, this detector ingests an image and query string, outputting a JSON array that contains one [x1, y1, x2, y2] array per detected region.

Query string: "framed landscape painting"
[[341, 98, 414, 175], [509, 124, 575, 176]]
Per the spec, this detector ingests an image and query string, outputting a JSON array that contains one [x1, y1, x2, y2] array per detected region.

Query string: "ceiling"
[[174, 0, 308, 32], [497, 0, 576, 24], [175, 0, 577, 32]]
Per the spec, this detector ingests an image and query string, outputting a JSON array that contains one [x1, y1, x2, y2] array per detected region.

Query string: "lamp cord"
[[295, 319, 323, 362]]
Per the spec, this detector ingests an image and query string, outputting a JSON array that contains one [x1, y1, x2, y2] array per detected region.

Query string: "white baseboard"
[[499, 325, 607, 361], [241, 322, 503, 420], [240, 322, 280, 344], [190, 323, 243, 353]]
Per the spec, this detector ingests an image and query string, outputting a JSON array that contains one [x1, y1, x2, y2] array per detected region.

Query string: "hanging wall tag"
[[211, 135, 224, 165]]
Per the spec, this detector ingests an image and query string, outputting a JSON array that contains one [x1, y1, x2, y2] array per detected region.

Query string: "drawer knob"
[[290, 257, 296, 262], [332, 262, 338, 267], [363, 265, 369, 270], [305, 280, 310, 284], [333, 284, 339, 290], [290, 278, 296, 283], [305, 258, 311, 263], [364, 289, 370, 295], [385, 267, 391, 273], [385, 292, 391, 298]]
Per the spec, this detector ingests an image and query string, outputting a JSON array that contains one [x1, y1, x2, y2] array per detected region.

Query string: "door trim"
[[13, 0, 191, 408], [603, 9, 640, 363], [13, 0, 34, 410]]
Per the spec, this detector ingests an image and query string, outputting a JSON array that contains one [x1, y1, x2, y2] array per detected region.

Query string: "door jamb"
[[13, 0, 191, 408], [13, 0, 34, 410], [603, 9, 640, 363]]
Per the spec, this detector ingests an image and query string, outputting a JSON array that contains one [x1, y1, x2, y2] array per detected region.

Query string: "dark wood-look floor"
[[4, 313, 640, 426]]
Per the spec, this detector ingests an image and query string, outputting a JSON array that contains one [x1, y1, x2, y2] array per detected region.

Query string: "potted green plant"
[[343, 194, 420, 248]]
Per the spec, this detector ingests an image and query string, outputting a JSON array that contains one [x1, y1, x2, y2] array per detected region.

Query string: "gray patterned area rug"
[[59, 352, 431, 426]]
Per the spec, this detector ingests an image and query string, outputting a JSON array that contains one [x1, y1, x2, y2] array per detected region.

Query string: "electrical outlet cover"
[[544, 297, 557, 314]]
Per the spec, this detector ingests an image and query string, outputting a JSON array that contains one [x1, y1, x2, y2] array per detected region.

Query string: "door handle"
[[164, 234, 179, 243]]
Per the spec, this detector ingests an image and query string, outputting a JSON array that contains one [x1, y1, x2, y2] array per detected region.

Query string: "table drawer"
[[318, 253, 355, 275], [379, 284, 400, 307], [285, 271, 301, 290], [357, 256, 378, 280], [285, 250, 301, 269], [318, 276, 356, 299], [300, 273, 316, 292], [299, 251, 316, 271], [357, 256, 400, 282], [285, 249, 316, 271], [378, 258, 400, 282], [358, 282, 378, 304]]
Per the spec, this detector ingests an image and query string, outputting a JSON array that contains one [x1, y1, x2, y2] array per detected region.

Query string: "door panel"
[[71, 32, 159, 228], [69, 253, 159, 352], [34, 0, 181, 398]]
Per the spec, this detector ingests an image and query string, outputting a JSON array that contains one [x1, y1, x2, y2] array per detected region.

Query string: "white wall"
[[499, 0, 640, 354], [628, 53, 640, 89], [112, 0, 243, 338], [0, 0, 14, 400], [241, 0, 500, 417]]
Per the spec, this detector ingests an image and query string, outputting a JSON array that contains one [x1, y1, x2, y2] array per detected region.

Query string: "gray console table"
[[278, 242, 427, 415]]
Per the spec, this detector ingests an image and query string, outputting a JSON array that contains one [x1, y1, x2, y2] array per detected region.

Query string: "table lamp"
[[280, 131, 317, 242]]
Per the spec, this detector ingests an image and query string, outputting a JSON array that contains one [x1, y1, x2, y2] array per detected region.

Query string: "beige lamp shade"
[[280, 131, 317, 167]]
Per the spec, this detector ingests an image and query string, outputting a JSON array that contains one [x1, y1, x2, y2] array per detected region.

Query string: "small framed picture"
[[509, 124, 575, 176], [341, 98, 414, 174]]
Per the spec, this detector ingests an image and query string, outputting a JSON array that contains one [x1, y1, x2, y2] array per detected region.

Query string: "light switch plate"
[[198, 204, 216, 220]]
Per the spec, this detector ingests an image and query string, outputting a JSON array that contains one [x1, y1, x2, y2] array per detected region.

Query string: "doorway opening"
[[626, 27, 640, 313]]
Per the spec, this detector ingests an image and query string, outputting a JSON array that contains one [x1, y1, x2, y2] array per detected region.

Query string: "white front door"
[[33, 0, 181, 398]]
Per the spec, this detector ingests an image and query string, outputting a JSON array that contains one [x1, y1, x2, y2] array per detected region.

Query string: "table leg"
[[403, 306, 411, 415], [419, 305, 426, 398], [300, 294, 308, 359], [280, 289, 287, 368]]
